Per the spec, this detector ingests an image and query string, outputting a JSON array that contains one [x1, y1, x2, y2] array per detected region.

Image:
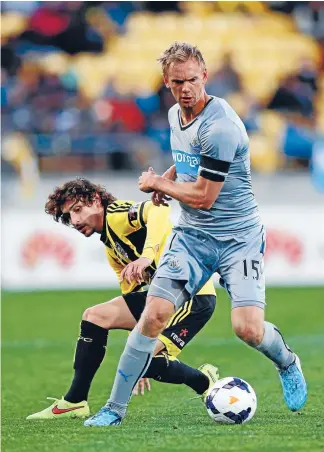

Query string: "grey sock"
[[106, 326, 157, 418], [255, 321, 295, 369]]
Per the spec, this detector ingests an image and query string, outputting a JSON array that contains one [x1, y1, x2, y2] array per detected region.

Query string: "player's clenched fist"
[[152, 165, 174, 206], [138, 167, 158, 193]]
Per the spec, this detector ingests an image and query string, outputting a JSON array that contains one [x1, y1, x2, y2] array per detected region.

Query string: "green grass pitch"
[[2, 287, 324, 452]]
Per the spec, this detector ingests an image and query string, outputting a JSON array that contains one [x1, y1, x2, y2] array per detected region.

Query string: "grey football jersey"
[[169, 96, 261, 236]]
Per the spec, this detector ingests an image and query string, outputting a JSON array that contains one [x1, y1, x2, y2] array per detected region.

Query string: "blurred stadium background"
[[1, 0, 324, 290]]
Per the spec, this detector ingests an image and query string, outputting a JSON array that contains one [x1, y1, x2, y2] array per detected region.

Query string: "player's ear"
[[202, 68, 208, 84], [94, 193, 102, 205], [163, 74, 170, 88]]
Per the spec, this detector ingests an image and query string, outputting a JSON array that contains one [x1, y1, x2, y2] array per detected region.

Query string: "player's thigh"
[[158, 294, 216, 357], [219, 226, 266, 310], [83, 295, 138, 330], [149, 227, 220, 304]]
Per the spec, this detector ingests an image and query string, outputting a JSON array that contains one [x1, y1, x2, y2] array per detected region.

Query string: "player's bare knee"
[[82, 306, 101, 324], [139, 296, 174, 336], [233, 323, 263, 346], [141, 305, 171, 336], [82, 307, 92, 322], [144, 309, 169, 331], [82, 306, 113, 329], [146, 297, 174, 322]]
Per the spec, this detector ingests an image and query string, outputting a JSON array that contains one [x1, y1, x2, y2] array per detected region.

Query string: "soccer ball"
[[205, 377, 257, 424]]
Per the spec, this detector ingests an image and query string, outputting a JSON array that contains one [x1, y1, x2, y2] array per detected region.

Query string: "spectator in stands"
[[1, 0, 323, 174], [206, 53, 242, 99], [293, 1, 324, 40], [19, 2, 104, 55], [226, 92, 260, 133], [296, 57, 318, 95], [157, 83, 176, 115], [267, 74, 314, 117], [102, 1, 137, 30], [1, 39, 21, 75], [144, 1, 180, 13], [1, 0, 38, 15]]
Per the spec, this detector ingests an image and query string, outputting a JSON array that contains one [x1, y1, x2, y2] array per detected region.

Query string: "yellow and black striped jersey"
[[100, 199, 215, 297], [100, 199, 171, 294]]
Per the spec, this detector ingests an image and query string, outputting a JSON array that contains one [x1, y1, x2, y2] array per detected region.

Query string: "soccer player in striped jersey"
[[26, 178, 218, 420]]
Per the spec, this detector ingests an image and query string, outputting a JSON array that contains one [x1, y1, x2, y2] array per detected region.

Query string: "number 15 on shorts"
[[242, 259, 263, 280]]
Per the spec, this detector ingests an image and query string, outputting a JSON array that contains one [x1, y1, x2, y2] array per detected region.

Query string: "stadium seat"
[[180, 2, 215, 17], [126, 12, 155, 35], [71, 54, 114, 99], [259, 111, 286, 138], [249, 134, 283, 172], [217, 1, 268, 14], [39, 53, 69, 76], [110, 5, 321, 99], [1, 12, 27, 39]]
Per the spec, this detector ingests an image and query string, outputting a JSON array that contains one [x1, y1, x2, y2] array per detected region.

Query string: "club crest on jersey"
[[190, 136, 201, 152], [115, 242, 128, 260], [128, 203, 140, 223], [168, 257, 180, 270]]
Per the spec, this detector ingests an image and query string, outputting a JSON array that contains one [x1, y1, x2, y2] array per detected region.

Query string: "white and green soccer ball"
[[205, 377, 257, 424]]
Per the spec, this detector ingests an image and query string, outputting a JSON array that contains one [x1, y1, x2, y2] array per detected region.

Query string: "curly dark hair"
[[45, 178, 116, 225]]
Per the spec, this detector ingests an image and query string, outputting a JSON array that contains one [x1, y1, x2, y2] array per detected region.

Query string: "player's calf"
[[64, 320, 108, 403], [100, 300, 175, 423], [232, 308, 307, 411], [144, 352, 214, 396]]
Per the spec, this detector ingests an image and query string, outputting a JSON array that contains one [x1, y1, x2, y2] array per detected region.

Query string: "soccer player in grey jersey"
[[85, 42, 307, 427]]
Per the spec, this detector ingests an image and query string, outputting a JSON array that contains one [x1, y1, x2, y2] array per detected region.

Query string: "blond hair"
[[157, 41, 206, 75]]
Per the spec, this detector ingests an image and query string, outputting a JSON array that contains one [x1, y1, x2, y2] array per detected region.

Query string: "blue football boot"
[[278, 354, 307, 411], [84, 407, 122, 427]]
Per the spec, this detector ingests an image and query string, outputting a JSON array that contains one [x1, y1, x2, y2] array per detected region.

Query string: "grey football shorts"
[[148, 225, 266, 310]]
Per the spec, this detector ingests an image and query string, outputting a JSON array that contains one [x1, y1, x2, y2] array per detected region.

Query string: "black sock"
[[64, 320, 108, 403], [144, 353, 209, 394]]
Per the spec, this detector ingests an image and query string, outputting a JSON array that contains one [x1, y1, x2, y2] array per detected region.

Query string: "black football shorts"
[[123, 290, 216, 357]]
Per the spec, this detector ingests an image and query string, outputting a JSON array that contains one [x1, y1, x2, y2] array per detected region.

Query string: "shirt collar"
[[100, 201, 108, 243]]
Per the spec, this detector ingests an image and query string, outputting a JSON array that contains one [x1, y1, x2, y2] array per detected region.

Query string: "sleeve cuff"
[[141, 247, 155, 261]]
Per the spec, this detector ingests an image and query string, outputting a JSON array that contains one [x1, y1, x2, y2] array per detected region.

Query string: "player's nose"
[[182, 82, 191, 92], [70, 214, 79, 227]]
